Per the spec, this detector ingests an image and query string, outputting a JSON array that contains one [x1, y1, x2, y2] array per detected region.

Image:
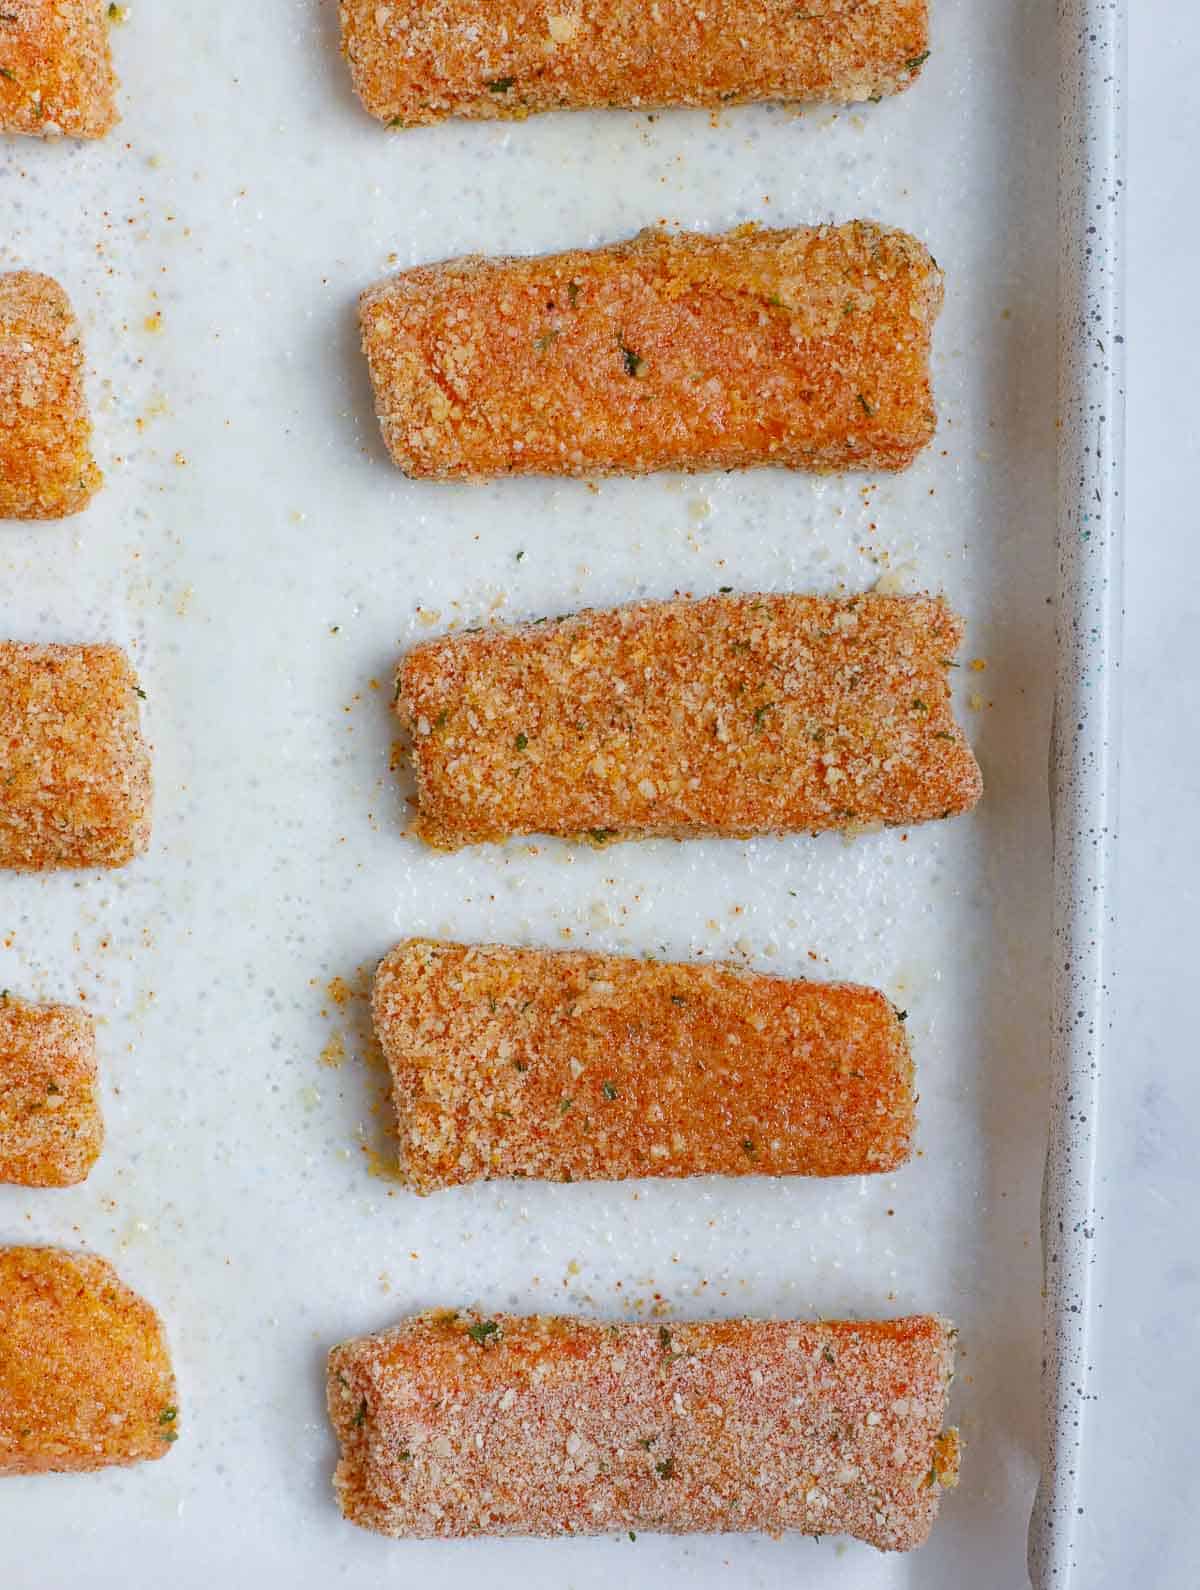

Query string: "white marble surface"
[[1076, 3, 1200, 1585]]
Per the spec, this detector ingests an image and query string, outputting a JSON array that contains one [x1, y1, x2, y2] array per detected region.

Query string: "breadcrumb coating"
[[0, 272, 101, 520], [0, 642, 152, 871], [0, 994, 102, 1187], [373, 940, 914, 1193], [360, 222, 943, 480], [340, 0, 929, 127], [0, 1248, 178, 1474], [0, 1, 117, 139], [329, 1310, 960, 1550], [396, 592, 981, 849]]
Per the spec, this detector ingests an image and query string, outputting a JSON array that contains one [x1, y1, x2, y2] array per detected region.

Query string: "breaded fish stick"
[[0, 2, 117, 139], [396, 592, 981, 849], [0, 272, 101, 519], [360, 223, 942, 480], [329, 1310, 960, 1550], [373, 940, 914, 1193], [0, 994, 102, 1187], [0, 643, 152, 871], [0, 1248, 178, 1474], [340, 0, 929, 128]]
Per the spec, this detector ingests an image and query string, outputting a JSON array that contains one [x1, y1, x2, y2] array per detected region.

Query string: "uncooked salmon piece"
[[328, 1310, 959, 1549], [0, 272, 101, 519], [360, 223, 943, 480], [373, 940, 915, 1192], [395, 592, 981, 849], [0, 995, 102, 1186], [340, 0, 929, 127], [0, 642, 152, 871], [0, 1, 117, 139], [0, 1248, 178, 1474]]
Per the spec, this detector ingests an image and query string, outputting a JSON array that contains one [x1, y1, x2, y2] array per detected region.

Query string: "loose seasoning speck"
[[619, 341, 647, 379], [467, 1320, 500, 1345]]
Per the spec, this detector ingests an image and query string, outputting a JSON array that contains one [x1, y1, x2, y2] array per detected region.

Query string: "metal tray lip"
[[1030, 1, 1127, 1583]]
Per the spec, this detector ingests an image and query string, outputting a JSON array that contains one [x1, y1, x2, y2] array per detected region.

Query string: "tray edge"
[[1029, 2, 1127, 1584]]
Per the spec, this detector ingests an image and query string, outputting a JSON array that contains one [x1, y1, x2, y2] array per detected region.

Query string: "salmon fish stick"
[[328, 1310, 960, 1550], [394, 592, 981, 850], [0, 1, 118, 139], [360, 222, 943, 480], [0, 1248, 178, 1475], [340, 0, 930, 128], [0, 272, 102, 520], [0, 642, 152, 871], [373, 940, 915, 1193], [0, 995, 103, 1187]]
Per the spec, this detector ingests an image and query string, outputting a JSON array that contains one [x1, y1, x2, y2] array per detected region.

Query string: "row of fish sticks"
[[2, 2, 928, 140], [2, 0, 968, 1556]]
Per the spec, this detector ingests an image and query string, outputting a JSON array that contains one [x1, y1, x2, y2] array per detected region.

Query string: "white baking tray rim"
[[1030, 1, 1126, 1584]]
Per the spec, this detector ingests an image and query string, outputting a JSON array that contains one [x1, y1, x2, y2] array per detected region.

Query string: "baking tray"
[[0, 2, 1123, 1586]]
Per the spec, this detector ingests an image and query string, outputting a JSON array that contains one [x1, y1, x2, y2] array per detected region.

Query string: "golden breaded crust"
[[0, 994, 102, 1187], [0, 272, 101, 520], [341, 0, 929, 126], [360, 222, 943, 480], [373, 940, 914, 1193], [329, 1310, 959, 1550], [396, 592, 981, 849], [0, 1, 117, 138], [0, 642, 152, 871], [0, 1248, 178, 1474]]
